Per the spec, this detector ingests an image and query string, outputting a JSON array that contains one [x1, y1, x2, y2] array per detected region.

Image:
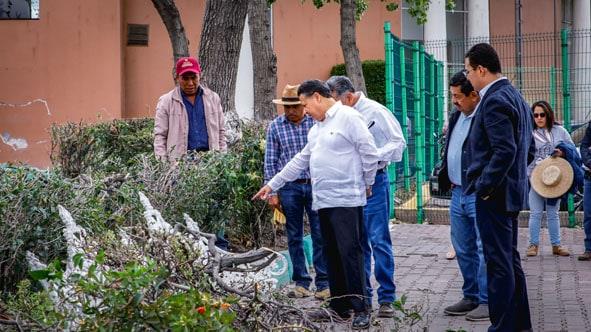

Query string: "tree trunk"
[[198, 0, 248, 144], [248, 0, 278, 121], [150, 0, 189, 78], [339, 0, 367, 94]]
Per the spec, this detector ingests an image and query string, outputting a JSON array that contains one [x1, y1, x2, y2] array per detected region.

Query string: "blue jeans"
[[450, 186, 488, 304], [362, 170, 396, 304], [279, 182, 329, 290], [583, 178, 591, 252], [528, 188, 561, 246]]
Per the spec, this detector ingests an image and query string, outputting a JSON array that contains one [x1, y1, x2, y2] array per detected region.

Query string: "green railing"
[[384, 22, 445, 223], [385, 24, 591, 226]]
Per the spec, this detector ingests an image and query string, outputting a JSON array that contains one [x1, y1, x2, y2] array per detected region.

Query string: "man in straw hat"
[[326, 75, 406, 318], [263, 84, 329, 300], [463, 43, 533, 331], [253, 80, 378, 329]]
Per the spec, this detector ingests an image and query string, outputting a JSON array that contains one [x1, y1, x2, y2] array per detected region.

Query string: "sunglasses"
[[533, 113, 546, 118]]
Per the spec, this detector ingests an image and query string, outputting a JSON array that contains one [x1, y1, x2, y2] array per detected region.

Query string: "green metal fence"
[[384, 23, 591, 226], [384, 22, 445, 223]]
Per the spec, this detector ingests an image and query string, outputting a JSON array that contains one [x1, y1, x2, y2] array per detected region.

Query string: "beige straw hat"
[[272, 84, 301, 105], [530, 157, 573, 199]]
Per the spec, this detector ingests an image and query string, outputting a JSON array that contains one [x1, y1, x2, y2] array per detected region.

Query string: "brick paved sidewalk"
[[292, 223, 591, 331]]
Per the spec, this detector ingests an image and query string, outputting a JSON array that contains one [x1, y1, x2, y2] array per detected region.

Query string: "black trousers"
[[318, 206, 368, 314], [476, 194, 532, 332]]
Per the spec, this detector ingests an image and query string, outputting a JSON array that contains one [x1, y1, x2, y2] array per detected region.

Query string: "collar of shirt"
[[351, 91, 366, 109], [466, 102, 480, 118], [478, 76, 507, 99], [180, 86, 203, 102], [324, 101, 341, 120]]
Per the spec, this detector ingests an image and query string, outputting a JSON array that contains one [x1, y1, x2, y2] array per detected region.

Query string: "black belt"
[[294, 178, 311, 184]]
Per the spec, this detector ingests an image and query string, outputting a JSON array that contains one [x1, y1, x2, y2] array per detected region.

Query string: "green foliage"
[[330, 59, 386, 106], [406, 0, 430, 25], [8, 260, 236, 331], [445, 0, 456, 11], [51, 118, 154, 177], [391, 294, 429, 331], [5, 279, 63, 327], [1, 120, 273, 294], [291, 0, 396, 20]]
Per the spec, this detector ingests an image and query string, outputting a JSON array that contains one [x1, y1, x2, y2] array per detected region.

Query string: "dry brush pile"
[[0, 119, 324, 330]]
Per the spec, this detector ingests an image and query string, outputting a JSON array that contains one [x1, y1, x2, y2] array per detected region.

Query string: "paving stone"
[[289, 224, 591, 331]]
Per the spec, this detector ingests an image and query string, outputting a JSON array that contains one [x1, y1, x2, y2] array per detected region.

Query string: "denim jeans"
[[450, 186, 488, 304], [279, 182, 329, 291], [362, 170, 396, 304], [583, 178, 591, 252], [528, 188, 561, 246]]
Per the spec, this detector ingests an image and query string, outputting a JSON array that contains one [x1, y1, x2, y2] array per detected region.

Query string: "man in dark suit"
[[463, 43, 533, 332]]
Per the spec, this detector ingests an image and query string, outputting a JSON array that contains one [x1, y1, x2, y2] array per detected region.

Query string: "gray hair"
[[326, 75, 356, 98]]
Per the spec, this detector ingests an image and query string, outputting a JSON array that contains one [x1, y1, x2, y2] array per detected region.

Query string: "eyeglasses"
[[533, 113, 546, 118]]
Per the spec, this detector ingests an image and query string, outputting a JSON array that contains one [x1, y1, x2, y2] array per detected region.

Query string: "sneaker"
[[578, 251, 591, 261], [351, 312, 370, 330], [314, 288, 330, 300], [444, 298, 479, 316], [377, 303, 395, 318], [287, 286, 313, 298], [465, 304, 490, 321], [526, 244, 538, 257], [552, 245, 570, 256]]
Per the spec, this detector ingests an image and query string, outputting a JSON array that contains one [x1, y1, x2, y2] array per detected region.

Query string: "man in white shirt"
[[253, 80, 378, 330], [326, 76, 405, 318]]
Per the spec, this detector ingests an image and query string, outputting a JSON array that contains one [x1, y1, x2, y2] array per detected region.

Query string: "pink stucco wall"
[[273, 1, 401, 100], [0, 0, 123, 167], [0, 0, 401, 167]]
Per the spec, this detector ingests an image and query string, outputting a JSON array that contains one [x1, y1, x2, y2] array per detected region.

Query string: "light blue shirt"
[[447, 112, 474, 186]]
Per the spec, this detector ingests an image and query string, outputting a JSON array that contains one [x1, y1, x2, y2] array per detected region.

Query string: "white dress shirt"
[[267, 101, 379, 210], [352, 92, 406, 169]]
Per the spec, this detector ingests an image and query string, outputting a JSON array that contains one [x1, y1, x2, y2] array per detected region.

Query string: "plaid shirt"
[[264, 115, 315, 183]]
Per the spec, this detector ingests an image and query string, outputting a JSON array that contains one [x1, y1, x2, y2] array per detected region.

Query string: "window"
[[0, 0, 40, 19]]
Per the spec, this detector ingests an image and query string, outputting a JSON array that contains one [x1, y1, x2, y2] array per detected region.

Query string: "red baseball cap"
[[175, 57, 201, 76]]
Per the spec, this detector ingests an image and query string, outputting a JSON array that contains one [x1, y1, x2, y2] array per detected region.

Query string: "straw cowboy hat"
[[272, 84, 301, 105], [531, 157, 574, 199]]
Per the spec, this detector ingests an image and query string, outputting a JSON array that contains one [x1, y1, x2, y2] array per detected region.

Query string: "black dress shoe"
[[351, 312, 370, 330]]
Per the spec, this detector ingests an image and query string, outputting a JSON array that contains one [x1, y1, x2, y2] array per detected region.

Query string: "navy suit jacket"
[[464, 79, 534, 212]]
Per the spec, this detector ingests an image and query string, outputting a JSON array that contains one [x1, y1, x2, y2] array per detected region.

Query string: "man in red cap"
[[154, 56, 226, 161]]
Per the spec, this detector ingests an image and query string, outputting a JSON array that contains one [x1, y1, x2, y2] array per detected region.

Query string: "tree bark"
[[150, 0, 189, 78], [248, 0, 278, 121], [340, 0, 367, 94], [198, 0, 248, 144]]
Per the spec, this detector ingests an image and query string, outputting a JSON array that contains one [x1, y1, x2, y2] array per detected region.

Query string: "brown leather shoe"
[[578, 251, 591, 261], [552, 245, 570, 256], [526, 244, 538, 257]]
